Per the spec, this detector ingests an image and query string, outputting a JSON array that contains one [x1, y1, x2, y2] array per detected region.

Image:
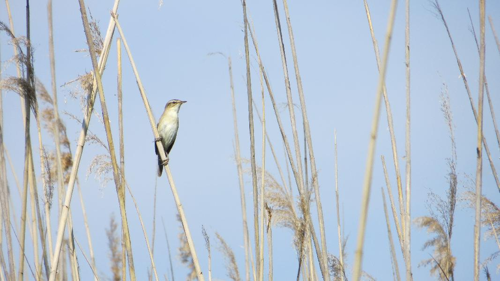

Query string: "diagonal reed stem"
[[227, 55, 252, 281], [241, 1, 261, 279], [382, 187, 401, 281], [112, 14, 205, 281], [363, 0, 405, 244], [433, 0, 500, 192], [473, 0, 485, 279], [352, 0, 398, 279], [279, 1, 329, 272], [49, 1, 123, 279], [468, 10, 500, 151]]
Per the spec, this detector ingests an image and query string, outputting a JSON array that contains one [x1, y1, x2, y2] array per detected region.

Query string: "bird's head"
[[164, 99, 187, 113]]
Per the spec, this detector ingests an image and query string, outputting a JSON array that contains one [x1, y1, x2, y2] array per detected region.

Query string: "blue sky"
[[2, 0, 500, 280]]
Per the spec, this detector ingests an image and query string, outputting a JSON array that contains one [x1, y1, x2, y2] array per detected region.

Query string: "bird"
[[155, 99, 186, 176]]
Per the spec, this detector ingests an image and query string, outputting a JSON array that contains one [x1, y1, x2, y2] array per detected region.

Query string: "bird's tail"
[[157, 155, 163, 177]]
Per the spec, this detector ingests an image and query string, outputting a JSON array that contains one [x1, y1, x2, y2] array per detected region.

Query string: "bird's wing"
[[155, 122, 160, 156], [164, 133, 177, 154]]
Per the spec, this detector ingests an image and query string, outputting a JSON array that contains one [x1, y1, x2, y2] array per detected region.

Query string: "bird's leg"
[[155, 136, 169, 166], [161, 153, 170, 166]]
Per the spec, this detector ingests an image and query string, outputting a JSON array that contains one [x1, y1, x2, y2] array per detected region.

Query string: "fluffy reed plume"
[[246, 161, 314, 277], [66, 111, 113, 188], [177, 215, 196, 281], [414, 84, 457, 281], [88, 11, 104, 57], [38, 79, 73, 191], [216, 232, 241, 281], [63, 72, 94, 112], [328, 238, 348, 281], [463, 190, 500, 245], [414, 216, 455, 280], [0, 22, 36, 115], [40, 147, 55, 208], [202, 226, 212, 281], [106, 214, 123, 281], [64, 111, 112, 188]]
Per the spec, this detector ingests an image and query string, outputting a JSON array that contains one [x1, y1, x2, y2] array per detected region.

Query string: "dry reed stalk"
[[48, 0, 86, 276], [382, 188, 401, 281], [468, 10, 500, 150], [2, 147, 19, 280], [1, 122, 16, 281], [258, 56, 266, 281], [29, 142, 55, 281], [47, 0, 65, 229], [474, 1, 485, 279], [433, 0, 500, 191], [363, 0, 405, 241], [252, 101, 290, 200], [253, 103, 301, 281], [352, 0, 399, 279], [305, 244, 312, 281], [334, 131, 345, 281], [404, 0, 412, 279], [247, 19, 325, 277], [0, 59, 9, 281], [17, 62, 29, 281], [33, 97, 58, 279], [228, 56, 252, 281], [117, 37, 127, 281], [489, 16, 500, 55], [49, 92, 97, 277], [123, 181, 159, 281], [67, 214, 80, 281], [381, 156, 403, 250], [248, 15, 299, 210], [27, 161, 40, 280], [76, 178, 97, 278], [279, 1, 329, 271], [74, 236, 99, 280], [18, 0, 36, 277], [49, 1, 124, 279], [241, 1, 261, 278], [66, 238, 78, 280], [265, 205, 273, 281], [0, 114, 14, 281], [269, 3, 328, 278], [149, 183, 158, 281], [76, 5, 133, 281], [0, 255, 5, 281], [161, 218, 175, 281], [270, 0, 305, 200], [112, 15, 205, 281]]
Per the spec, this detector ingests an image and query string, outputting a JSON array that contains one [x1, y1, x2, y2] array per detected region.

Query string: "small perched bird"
[[155, 99, 186, 176]]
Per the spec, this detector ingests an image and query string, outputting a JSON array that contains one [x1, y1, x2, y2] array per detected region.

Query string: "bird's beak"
[[180, 100, 187, 104]]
